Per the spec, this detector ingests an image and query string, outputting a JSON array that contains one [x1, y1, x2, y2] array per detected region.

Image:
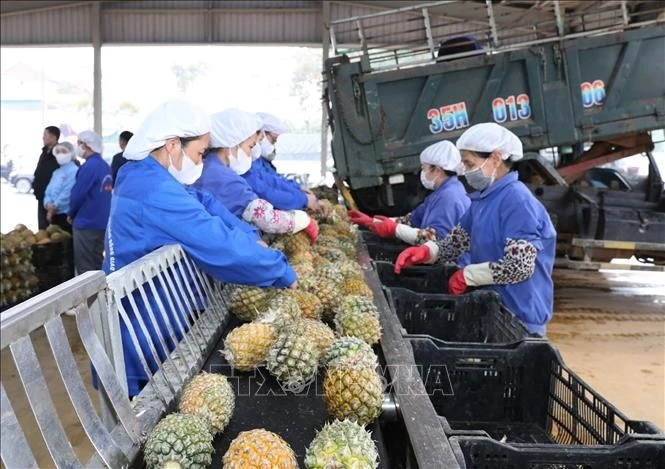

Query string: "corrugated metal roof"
[[2, 1, 641, 47]]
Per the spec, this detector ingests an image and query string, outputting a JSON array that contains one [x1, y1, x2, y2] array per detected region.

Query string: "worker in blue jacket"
[[241, 113, 321, 212], [348, 140, 470, 247], [104, 99, 297, 396], [69, 130, 112, 273], [194, 108, 318, 241], [251, 112, 302, 192], [395, 123, 556, 336], [43, 142, 78, 233]]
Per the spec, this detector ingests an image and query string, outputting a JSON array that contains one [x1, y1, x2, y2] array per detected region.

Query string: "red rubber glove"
[[448, 269, 467, 295], [347, 209, 374, 227], [304, 218, 319, 244], [394, 245, 431, 274], [368, 215, 398, 238]]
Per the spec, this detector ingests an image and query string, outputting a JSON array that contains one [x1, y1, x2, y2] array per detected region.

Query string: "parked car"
[[9, 170, 34, 194], [0, 158, 14, 181]]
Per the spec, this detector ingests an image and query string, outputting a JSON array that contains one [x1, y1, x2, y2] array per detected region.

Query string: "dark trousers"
[[73, 228, 105, 274], [50, 213, 73, 234], [37, 202, 48, 230]]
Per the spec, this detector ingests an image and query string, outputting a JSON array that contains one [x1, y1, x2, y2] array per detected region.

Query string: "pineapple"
[[267, 328, 320, 390], [143, 413, 213, 469], [339, 260, 364, 278], [324, 337, 378, 369], [292, 289, 323, 320], [291, 259, 315, 278], [340, 275, 374, 298], [299, 275, 342, 321], [312, 253, 333, 268], [223, 429, 298, 469], [334, 309, 381, 345], [256, 292, 302, 331], [316, 234, 341, 248], [334, 295, 379, 318], [229, 285, 276, 321], [305, 419, 379, 469], [280, 231, 312, 256], [315, 245, 348, 263], [335, 238, 357, 258], [178, 372, 235, 435], [285, 319, 336, 357], [223, 322, 276, 371], [323, 363, 384, 425]]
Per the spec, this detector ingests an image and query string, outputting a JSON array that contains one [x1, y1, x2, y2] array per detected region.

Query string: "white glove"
[[395, 224, 420, 245], [291, 210, 311, 233], [463, 262, 493, 286]]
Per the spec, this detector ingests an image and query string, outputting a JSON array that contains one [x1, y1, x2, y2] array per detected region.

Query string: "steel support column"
[[92, 1, 102, 135], [321, 1, 331, 179]]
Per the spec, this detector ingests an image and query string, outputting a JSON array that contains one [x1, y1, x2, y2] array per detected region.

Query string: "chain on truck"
[[323, 0, 665, 269]]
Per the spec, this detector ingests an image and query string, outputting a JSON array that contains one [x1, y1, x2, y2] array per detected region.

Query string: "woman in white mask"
[[43, 141, 78, 232], [105, 100, 298, 397], [394, 123, 557, 336], [193, 108, 319, 243], [348, 140, 470, 247]]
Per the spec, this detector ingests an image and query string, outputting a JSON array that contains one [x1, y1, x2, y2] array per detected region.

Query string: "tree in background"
[[171, 62, 208, 94], [288, 50, 322, 133]]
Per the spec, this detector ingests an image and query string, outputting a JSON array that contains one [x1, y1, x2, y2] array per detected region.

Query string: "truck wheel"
[[15, 178, 32, 194]]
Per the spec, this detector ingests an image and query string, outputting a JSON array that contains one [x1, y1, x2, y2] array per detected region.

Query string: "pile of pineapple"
[[0, 224, 44, 308], [142, 199, 384, 468]]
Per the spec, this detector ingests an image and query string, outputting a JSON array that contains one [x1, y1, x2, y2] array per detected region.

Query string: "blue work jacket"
[[69, 153, 112, 230], [242, 165, 307, 210], [253, 157, 301, 191], [44, 162, 78, 214], [410, 176, 470, 238], [193, 153, 258, 218], [461, 172, 556, 335], [103, 156, 295, 396]]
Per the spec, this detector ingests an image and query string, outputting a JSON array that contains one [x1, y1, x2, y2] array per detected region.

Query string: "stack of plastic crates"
[[407, 335, 665, 468]]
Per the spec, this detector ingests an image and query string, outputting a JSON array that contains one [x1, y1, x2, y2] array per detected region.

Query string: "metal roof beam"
[[0, 1, 95, 18]]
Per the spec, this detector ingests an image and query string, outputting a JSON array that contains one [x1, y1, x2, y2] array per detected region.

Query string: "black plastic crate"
[[448, 433, 665, 469], [374, 260, 457, 293], [385, 288, 529, 345], [31, 239, 74, 269], [364, 240, 411, 263], [407, 335, 664, 467]]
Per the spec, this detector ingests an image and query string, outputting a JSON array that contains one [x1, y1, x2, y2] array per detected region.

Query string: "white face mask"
[[75, 144, 86, 158], [168, 149, 203, 185], [250, 143, 262, 161], [420, 169, 436, 190], [229, 147, 252, 175], [54, 152, 72, 165], [260, 139, 275, 159]]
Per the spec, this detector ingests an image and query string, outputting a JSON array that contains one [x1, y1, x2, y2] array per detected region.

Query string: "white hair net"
[[210, 108, 262, 148], [420, 140, 462, 173], [257, 112, 288, 135], [77, 130, 103, 154], [123, 99, 210, 161], [53, 141, 75, 154], [456, 123, 523, 161]]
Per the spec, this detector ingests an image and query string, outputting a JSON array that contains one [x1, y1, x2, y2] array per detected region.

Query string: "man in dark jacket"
[[110, 130, 133, 182], [32, 126, 61, 229]]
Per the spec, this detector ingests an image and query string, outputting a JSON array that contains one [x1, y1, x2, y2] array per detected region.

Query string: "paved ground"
[[1, 179, 39, 233]]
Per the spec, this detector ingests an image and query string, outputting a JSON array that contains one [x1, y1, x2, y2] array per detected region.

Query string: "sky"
[[0, 45, 324, 166]]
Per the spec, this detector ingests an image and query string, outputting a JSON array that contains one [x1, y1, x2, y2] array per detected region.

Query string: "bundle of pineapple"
[[143, 372, 236, 469], [0, 225, 40, 308], [321, 336, 384, 426]]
